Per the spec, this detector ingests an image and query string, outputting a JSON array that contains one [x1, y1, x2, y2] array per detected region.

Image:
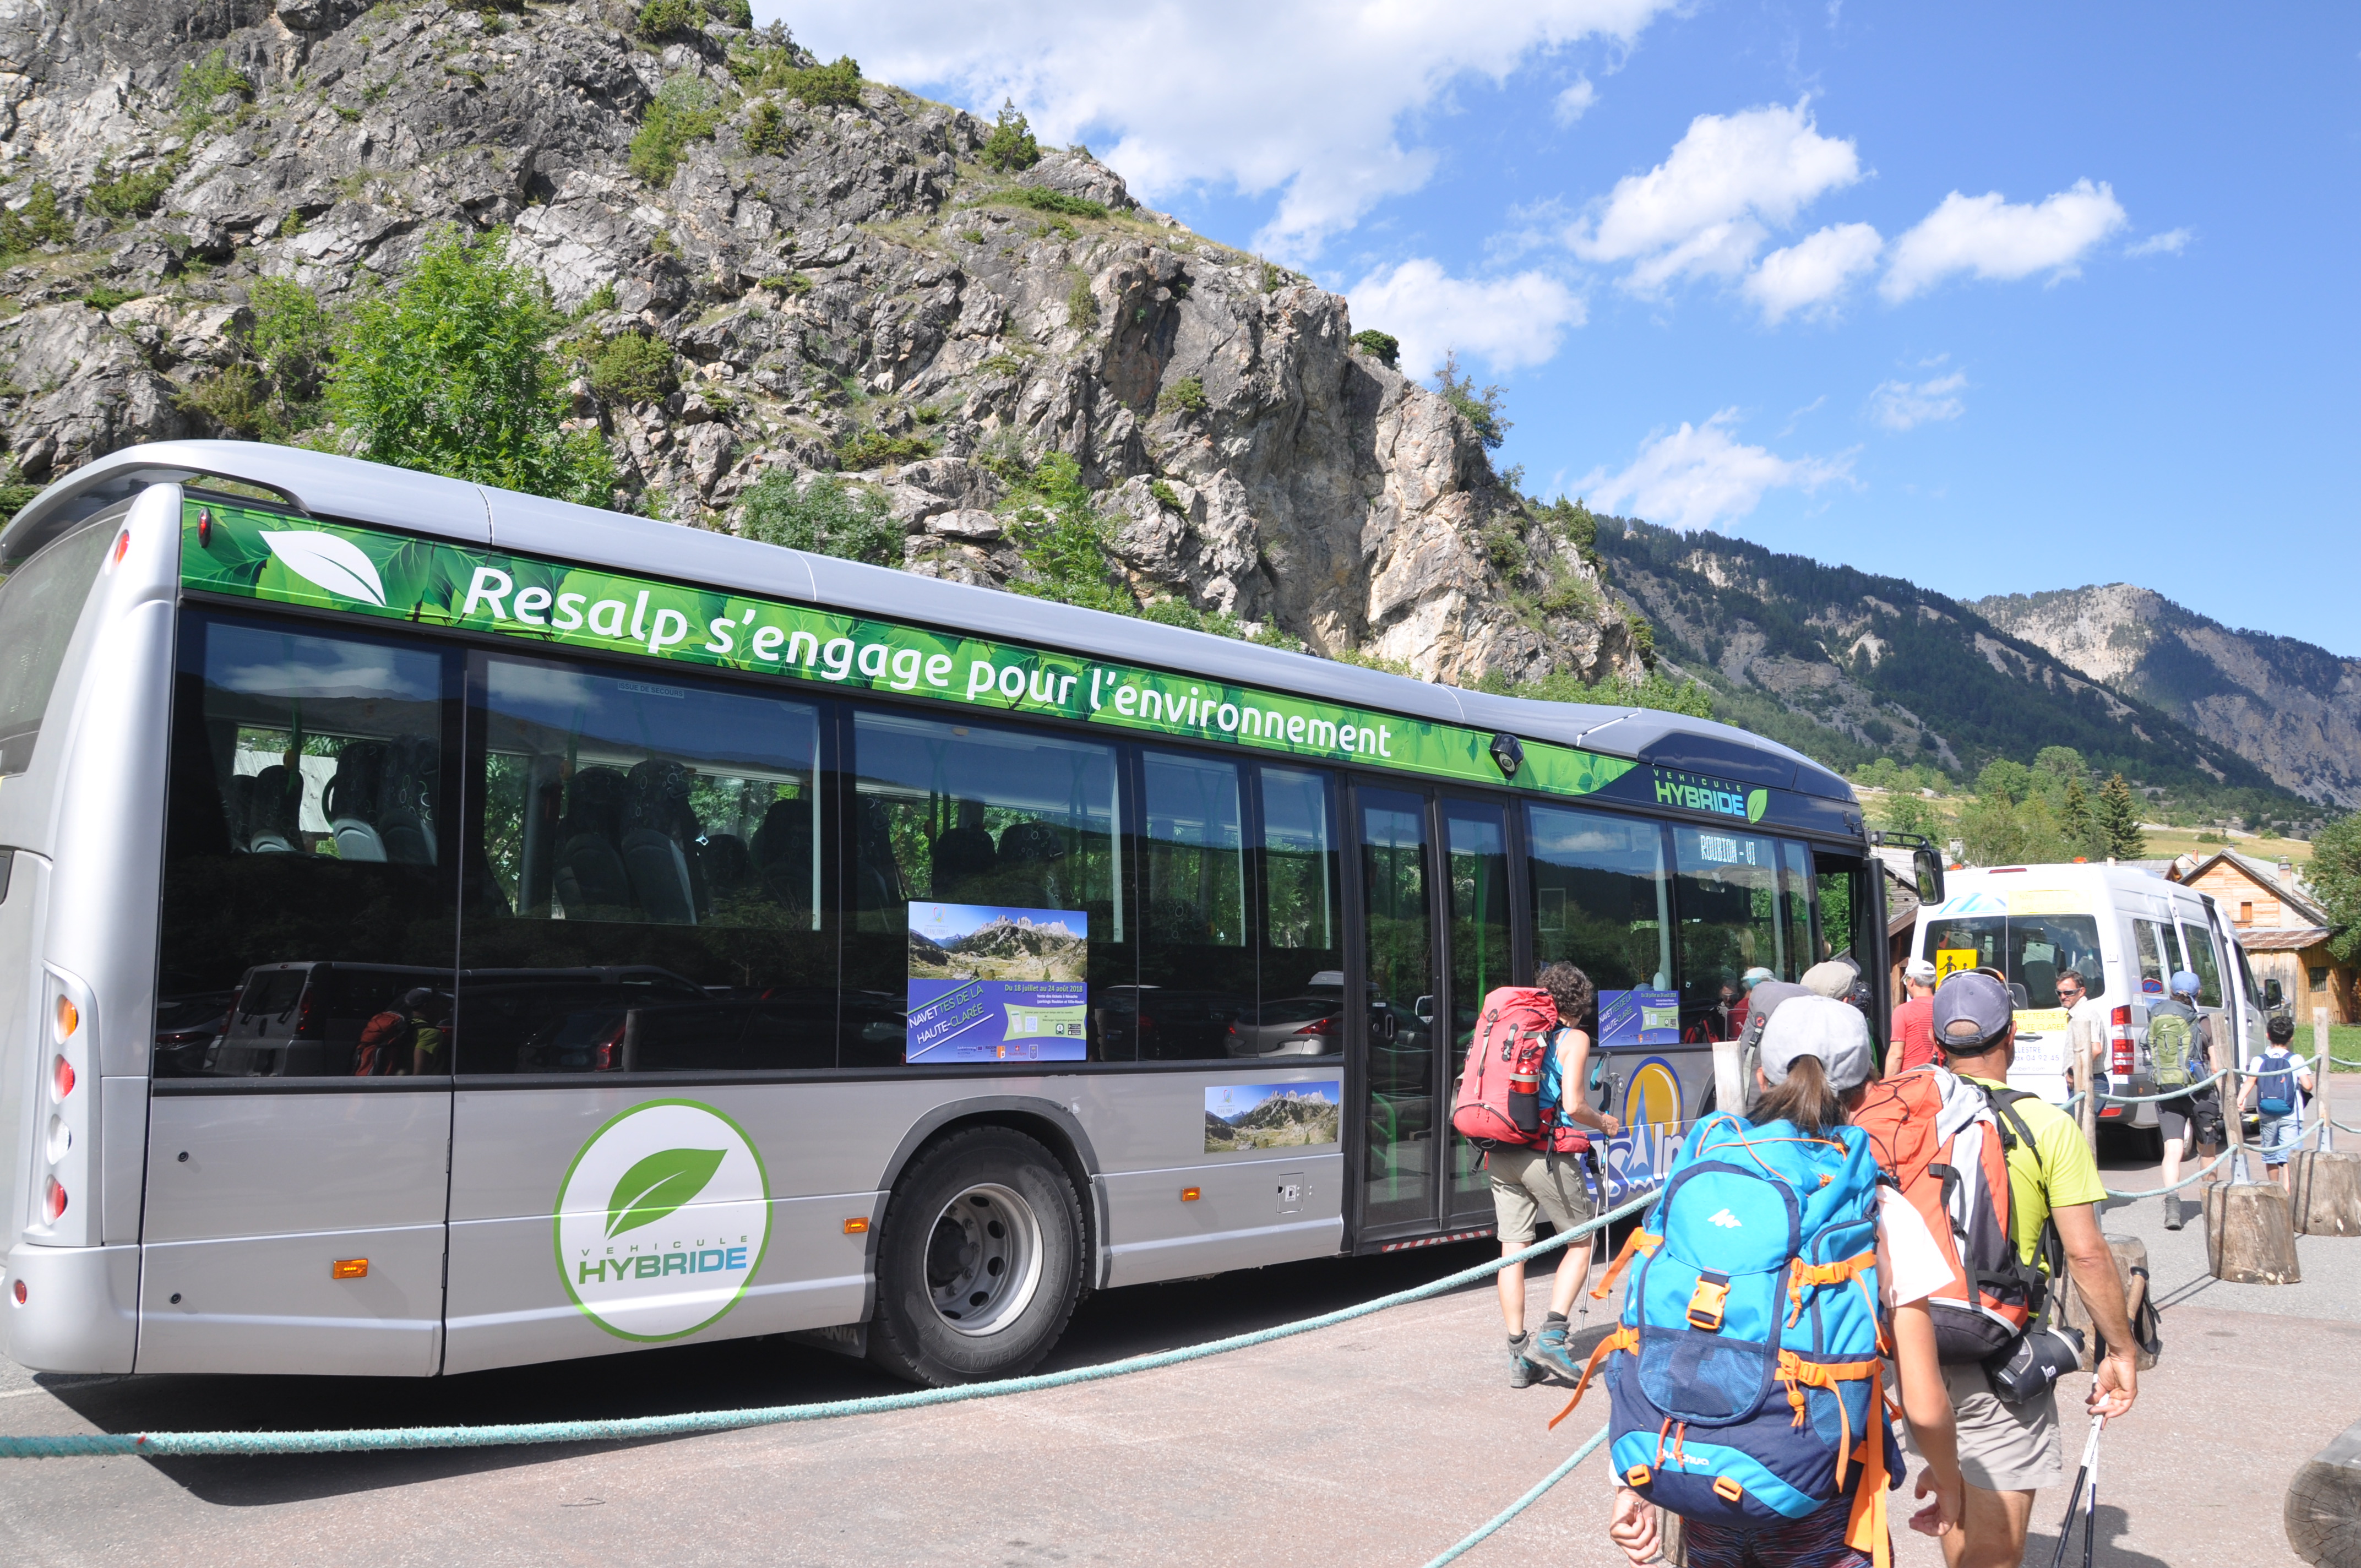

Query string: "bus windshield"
[[0, 518, 113, 775], [1922, 914, 2107, 1008]]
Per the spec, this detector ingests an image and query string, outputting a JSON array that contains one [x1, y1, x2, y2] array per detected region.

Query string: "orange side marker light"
[[332, 1259, 369, 1280], [844, 1217, 870, 1234], [1181, 1187, 1201, 1202]]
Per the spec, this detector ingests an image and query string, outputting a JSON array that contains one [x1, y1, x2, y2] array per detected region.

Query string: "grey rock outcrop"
[[0, 0, 1645, 689]]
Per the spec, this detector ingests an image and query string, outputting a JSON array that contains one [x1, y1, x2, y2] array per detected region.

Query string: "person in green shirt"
[[1929, 970, 2137, 1568]]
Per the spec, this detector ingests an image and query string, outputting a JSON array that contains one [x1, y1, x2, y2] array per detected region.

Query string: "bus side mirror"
[[1912, 845, 1945, 907]]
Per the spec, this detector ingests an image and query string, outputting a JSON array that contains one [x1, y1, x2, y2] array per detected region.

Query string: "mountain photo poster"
[[1204, 1082, 1342, 1152], [906, 903, 1089, 1063]]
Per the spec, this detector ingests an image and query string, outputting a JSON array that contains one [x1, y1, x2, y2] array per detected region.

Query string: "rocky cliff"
[[0, 0, 1646, 689], [1974, 584, 2361, 809]]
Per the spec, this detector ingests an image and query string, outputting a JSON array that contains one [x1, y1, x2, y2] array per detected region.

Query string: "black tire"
[[869, 1126, 1085, 1386]]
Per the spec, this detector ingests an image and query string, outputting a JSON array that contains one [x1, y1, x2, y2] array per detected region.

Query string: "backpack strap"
[[1787, 1248, 1880, 1331], [1547, 1322, 1636, 1431], [1587, 1226, 1662, 1301]]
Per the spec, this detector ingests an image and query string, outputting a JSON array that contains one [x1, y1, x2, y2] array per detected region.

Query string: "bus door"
[[1351, 785, 1520, 1240]]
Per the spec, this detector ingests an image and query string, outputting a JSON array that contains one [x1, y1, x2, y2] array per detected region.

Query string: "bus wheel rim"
[[923, 1181, 1044, 1337]]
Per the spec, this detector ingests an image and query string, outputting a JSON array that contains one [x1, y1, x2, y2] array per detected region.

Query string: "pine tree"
[[2096, 773, 2146, 859], [2061, 776, 2094, 856]]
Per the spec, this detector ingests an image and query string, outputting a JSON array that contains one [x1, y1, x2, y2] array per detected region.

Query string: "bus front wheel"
[[870, 1126, 1085, 1385]]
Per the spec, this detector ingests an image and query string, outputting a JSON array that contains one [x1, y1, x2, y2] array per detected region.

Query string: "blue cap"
[[2170, 970, 2201, 997]]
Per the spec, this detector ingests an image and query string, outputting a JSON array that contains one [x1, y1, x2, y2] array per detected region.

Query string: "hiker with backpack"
[[2240, 1013, 2311, 1192], [1924, 971, 2137, 1568], [1455, 962, 1622, 1388], [1593, 994, 1963, 1568], [2147, 970, 2220, 1231]]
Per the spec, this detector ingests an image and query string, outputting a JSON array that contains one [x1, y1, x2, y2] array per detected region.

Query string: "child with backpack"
[[1586, 995, 1963, 1568], [1456, 962, 1623, 1388], [2242, 1013, 2312, 1193]]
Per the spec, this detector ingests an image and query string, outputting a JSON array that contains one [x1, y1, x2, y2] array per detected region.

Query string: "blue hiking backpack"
[[2256, 1048, 2302, 1118], [1555, 1110, 1901, 1548]]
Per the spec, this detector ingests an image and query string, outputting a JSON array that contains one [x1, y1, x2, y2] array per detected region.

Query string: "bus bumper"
[[2, 1243, 139, 1374]]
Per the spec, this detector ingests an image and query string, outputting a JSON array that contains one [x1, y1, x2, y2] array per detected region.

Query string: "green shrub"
[[1430, 350, 1509, 450], [629, 75, 724, 186], [1006, 453, 1133, 618], [243, 276, 335, 434], [1156, 375, 1206, 416], [581, 280, 618, 315], [81, 284, 142, 311], [0, 480, 44, 527], [332, 104, 362, 123], [838, 430, 933, 469], [980, 352, 1026, 378], [743, 100, 788, 155], [1249, 622, 1306, 653], [175, 362, 266, 436], [1065, 274, 1098, 331], [1350, 329, 1399, 368], [586, 331, 677, 405], [991, 186, 1105, 220], [327, 225, 614, 507], [176, 47, 253, 132], [726, 22, 800, 89], [0, 183, 73, 255], [1140, 597, 1242, 638], [738, 470, 901, 565], [633, 0, 698, 40], [784, 56, 862, 108], [1147, 479, 1181, 512], [958, 227, 985, 244], [86, 157, 184, 220], [980, 100, 1040, 173]]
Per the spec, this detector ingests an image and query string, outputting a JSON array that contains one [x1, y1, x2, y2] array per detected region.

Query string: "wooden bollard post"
[[2285, 1417, 2361, 1565], [2295, 1021, 2361, 1235], [2208, 1052, 2303, 1282], [2057, 1234, 2158, 1371]]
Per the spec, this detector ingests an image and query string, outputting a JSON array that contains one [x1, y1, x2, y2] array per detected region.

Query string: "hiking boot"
[[1530, 1318, 1585, 1382], [2163, 1194, 2184, 1231], [1507, 1331, 1540, 1389]]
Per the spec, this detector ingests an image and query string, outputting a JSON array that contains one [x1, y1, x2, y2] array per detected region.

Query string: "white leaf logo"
[[1707, 1208, 1742, 1229], [259, 531, 388, 608]]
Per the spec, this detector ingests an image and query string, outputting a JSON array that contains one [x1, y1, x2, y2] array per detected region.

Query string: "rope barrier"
[[2102, 1148, 2233, 1201], [1423, 1423, 1612, 1566], [0, 1188, 1657, 1460]]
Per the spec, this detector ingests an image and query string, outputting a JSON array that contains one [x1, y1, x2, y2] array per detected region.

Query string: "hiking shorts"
[[2157, 1093, 2205, 1144], [2260, 1112, 2302, 1165], [1680, 1500, 1869, 1568], [1943, 1362, 2064, 1493], [1487, 1145, 1594, 1248]]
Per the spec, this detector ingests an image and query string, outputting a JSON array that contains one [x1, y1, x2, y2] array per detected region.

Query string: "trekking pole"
[[2047, 1414, 2104, 1568]]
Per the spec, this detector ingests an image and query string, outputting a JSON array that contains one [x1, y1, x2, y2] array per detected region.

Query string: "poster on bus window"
[[906, 903, 1089, 1063], [1596, 988, 1680, 1048]]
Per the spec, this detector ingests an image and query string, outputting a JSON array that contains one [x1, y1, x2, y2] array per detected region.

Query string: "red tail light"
[[1295, 1016, 1336, 1040], [52, 1055, 74, 1100], [42, 1176, 66, 1223], [592, 1019, 627, 1071], [295, 983, 319, 1041], [2109, 1005, 2134, 1076]]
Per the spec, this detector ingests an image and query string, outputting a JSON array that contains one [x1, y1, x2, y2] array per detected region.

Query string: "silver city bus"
[[0, 442, 1900, 1384]]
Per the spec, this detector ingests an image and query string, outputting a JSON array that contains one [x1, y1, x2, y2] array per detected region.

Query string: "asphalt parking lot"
[[4, 1115, 2354, 1567]]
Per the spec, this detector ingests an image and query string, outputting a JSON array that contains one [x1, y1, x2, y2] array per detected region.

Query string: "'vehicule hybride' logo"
[[1651, 767, 1767, 823], [553, 1099, 771, 1342]]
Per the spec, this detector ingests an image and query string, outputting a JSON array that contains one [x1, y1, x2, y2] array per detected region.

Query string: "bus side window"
[[2134, 919, 2170, 997], [2179, 921, 2224, 1009], [460, 654, 833, 1074], [155, 614, 458, 1078], [1136, 750, 1254, 1062], [1525, 802, 1671, 1015]]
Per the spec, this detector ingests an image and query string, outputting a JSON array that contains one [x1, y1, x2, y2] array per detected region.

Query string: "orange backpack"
[[1850, 1065, 2048, 1363]]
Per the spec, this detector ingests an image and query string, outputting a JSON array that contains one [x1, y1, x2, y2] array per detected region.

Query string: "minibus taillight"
[[42, 1176, 66, 1223], [295, 984, 319, 1041], [592, 1019, 627, 1072], [2109, 1005, 2134, 1076], [52, 1056, 74, 1101], [53, 995, 77, 1043]]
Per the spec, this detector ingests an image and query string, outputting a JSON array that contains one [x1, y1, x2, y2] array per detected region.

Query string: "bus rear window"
[[0, 519, 113, 775]]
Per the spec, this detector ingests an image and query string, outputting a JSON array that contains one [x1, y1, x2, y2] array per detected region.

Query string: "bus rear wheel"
[[869, 1126, 1084, 1386]]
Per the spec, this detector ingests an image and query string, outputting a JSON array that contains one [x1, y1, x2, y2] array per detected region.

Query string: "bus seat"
[[997, 819, 1067, 907], [754, 799, 814, 910], [222, 773, 256, 848], [247, 764, 301, 853], [622, 829, 698, 924], [932, 813, 998, 904], [333, 819, 389, 862], [701, 833, 752, 895], [556, 834, 632, 914], [2021, 958, 2058, 1008], [851, 797, 909, 924]]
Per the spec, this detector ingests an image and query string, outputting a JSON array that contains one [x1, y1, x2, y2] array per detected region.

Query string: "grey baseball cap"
[[1934, 970, 2014, 1052], [1759, 994, 1876, 1093], [1802, 960, 1858, 999]]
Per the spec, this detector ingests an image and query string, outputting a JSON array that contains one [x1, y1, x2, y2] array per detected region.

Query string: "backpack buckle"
[[1712, 1475, 1745, 1504], [1687, 1273, 1730, 1332], [1625, 1464, 1652, 1488]]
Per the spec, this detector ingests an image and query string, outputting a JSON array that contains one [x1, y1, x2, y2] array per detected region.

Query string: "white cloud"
[[1576, 410, 1857, 531], [1570, 99, 1863, 292], [775, 0, 1675, 261], [1867, 371, 1967, 431], [1346, 259, 1585, 378], [1553, 77, 1598, 124], [1744, 221, 1883, 323], [2126, 227, 2192, 257], [1880, 178, 2129, 301]]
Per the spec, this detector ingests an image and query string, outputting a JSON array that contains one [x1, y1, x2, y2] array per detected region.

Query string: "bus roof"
[[2, 440, 1853, 803]]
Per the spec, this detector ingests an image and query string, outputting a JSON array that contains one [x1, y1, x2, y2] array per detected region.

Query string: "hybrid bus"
[[0, 442, 1910, 1385]]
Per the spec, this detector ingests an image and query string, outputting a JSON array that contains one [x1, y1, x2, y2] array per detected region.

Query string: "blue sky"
[[778, 3, 2359, 655]]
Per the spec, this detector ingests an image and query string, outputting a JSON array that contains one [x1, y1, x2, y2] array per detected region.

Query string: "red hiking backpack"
[[355, 1009, 413, 1076], [1851, 1065, 2050, 1363], [1450, 987, 1559, 1147]]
